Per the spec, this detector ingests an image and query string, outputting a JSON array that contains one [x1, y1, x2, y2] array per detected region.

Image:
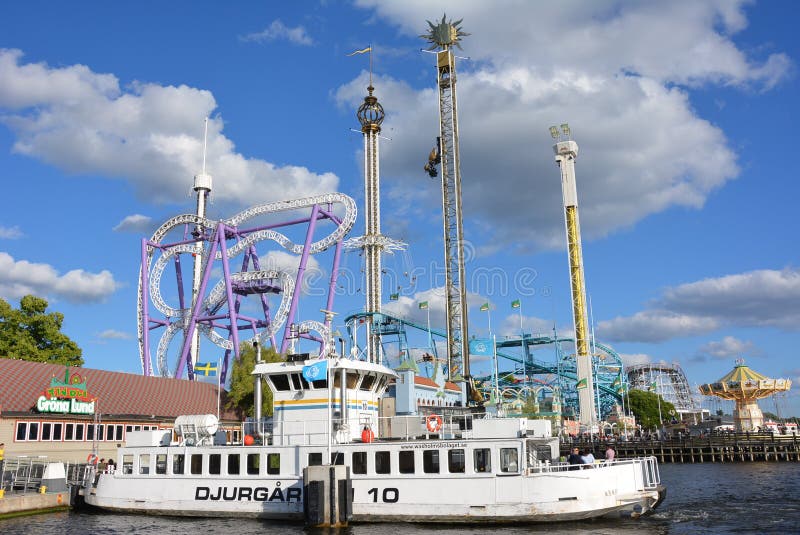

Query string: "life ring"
[[426, 415, 442, 433], [87, 453, 98, 466]]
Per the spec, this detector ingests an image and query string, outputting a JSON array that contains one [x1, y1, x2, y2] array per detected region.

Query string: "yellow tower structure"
[[699, 359, 791, 432]]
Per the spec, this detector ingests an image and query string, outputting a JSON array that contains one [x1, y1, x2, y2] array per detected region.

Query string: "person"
[[98, 458, 107, 473], [0, 442, 5, 482], [107, 459, 116, 473], [567, 447, 583, 470], [580, 449, 595, 467], [605, 445, 615, 462]]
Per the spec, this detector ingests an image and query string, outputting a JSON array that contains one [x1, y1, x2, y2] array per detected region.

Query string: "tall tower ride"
[[421, 15, 471, 382], [190, 118, 213, 367], [551, 124, 596, 428]]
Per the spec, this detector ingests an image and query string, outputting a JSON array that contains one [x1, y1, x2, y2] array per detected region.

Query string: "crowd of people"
[[566, 445, 615, 469]]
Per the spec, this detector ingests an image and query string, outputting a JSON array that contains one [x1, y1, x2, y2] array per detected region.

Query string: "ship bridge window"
[[360, 374, 376, 391], [500, 448, 519, 473], [209, 454, 221, 475], [375, 451, 391, 474], [399, 450, 415, 474], [247, 453, 260, 475], [271, 374, 291, 391], [268, 453, 280, 474], [290, 373, 303, 390], [423, 450, 439, 474], [347, 372, 359, 389], [228, 454, 240, 475], [311, 377, 327, 389], [172, 454, 185, 475], [474, 448, 491, 473], [352, 451, 367, 474], [448, 449, 465, 473], [190, 454, 203, 475]]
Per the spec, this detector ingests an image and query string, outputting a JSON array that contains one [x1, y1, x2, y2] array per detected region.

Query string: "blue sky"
[[1, 1, 798, 414]]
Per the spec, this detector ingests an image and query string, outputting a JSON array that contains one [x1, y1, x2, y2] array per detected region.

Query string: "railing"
[[1, 456, 92, 494], [526, 456, 661, 489]]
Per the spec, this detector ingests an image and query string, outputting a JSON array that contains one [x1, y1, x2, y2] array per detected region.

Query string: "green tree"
[[627, 389, 676, 429], [0, 295, 83, 366], [226, 343, 284, 417]]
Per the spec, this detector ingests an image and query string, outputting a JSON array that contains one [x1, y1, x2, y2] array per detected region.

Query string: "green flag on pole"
[[576, 378, 588, 390], [418, 301, 429, 310], [389, 293, 399, 301], [480, 302, 489, 311], [511, 299, 521, 309]]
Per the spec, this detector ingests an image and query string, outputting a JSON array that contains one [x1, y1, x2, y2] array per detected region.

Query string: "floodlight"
[[549, 126, 559, 139], [560, 123, 570, 137]]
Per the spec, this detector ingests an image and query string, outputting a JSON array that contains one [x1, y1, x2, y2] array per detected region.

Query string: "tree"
[[226, 343, 284, 417], [627, 389, 676, 430], [0, 295, 83, 366]]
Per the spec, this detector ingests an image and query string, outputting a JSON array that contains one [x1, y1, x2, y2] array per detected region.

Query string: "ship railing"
[[639, 455, 660, 489], [526, 456, 661, 488], [377, 413, 475, 441]]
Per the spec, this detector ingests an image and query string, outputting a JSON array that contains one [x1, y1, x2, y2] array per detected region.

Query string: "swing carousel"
[[698, 358, 791, 432]]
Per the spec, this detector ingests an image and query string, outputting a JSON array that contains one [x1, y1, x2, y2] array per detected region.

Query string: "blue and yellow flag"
[[347, 46, 372, 56], [195, 362, 218, 377]]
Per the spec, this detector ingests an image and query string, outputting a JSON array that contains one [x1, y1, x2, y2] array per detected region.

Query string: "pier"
[[563, 433, 800, 463]]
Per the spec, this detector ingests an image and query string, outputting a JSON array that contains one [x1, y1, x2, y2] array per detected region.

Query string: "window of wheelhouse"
[[500, 448, 519, 473], [270, 374, 291, 392], [423, 450, 439, 473], [448, 449, 465, 473], [474, 448, 492, 473], [375, 451, 390, 474], [352, 451, 367, 474], [399, 451, 415, 474], [360, 374, 376, 392]]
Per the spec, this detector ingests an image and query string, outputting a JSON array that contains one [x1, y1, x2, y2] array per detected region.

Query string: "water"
[[2, 463, 798, 534]]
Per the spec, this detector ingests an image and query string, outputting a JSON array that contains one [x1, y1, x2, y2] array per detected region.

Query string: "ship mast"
[[551, 124, 597, 429], [421, 15, 471, 383]]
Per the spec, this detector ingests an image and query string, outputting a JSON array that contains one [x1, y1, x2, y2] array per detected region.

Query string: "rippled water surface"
[[2, 463, 797, 534]]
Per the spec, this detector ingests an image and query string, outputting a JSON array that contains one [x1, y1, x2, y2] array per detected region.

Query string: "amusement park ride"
[[136, 15, 638, 427]]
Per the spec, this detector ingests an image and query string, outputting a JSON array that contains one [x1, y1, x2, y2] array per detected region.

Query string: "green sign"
[[36, 368, 96, 415]]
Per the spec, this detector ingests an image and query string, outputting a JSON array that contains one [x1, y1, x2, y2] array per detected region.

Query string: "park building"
[[0, 358, 239, 462]]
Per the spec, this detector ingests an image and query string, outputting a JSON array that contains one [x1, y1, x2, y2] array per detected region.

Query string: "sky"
[[1, 1, 798, 414]]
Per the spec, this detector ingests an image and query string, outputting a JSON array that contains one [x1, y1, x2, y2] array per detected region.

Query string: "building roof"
[[413, 376, 462, 392], [0, 358, 239, 420]]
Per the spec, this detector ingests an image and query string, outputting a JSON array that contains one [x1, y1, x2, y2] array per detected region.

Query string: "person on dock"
[[567, 447, 583, 470], [605, 445, 615, 463]]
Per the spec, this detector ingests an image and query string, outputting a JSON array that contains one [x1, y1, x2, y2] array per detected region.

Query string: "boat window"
[[122, 455, 133, 475], [474, 448, 491, 473], [271, 374, 291, 391], [399, 451, 415, 474], [190, 454, 203, 475], [360, 374, 376, 391], [267, 453, 280, 474], [228, 454, 240, 475], [347, 372, 360, 389], [375, 451, 391, 474], [352, 451, 367, 474], [448, 449, 465, 473], [139, 454, 150, 475], [331, 452, 345, 466], [500, 448, 518, 473], [308, 452, 323, 466], [247, 453, 260, 475], [172, 454, 185, 475], [209, 454, 221, 475], [155, 454, 167, 475], [423, 450, 440, 474], [290, 373, 302, 390], [311, 378, 328, 388]]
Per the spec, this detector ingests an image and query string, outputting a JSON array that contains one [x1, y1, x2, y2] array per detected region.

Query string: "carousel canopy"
[[698, 360, 791, 400]]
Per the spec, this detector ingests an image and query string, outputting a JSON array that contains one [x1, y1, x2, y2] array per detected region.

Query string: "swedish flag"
[[195, 362, 218, 377]]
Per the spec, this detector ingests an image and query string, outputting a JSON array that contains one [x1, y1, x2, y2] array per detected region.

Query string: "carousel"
[[699, 358, 791, 432]]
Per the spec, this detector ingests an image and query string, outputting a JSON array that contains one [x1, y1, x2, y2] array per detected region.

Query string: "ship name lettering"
[[195, 486, 301, 502]]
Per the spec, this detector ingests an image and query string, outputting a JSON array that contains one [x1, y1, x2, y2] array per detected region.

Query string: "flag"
[[389, 293, 399, 301], [302, 360, 329, 382], [649, 381, 657, 392], [480, 302, 489, 312], [468, 339, 493, 356], [195, 362, 218, 377], [418, 301, 429, 310], [616, 384, 626, 393], [576, 377, 588, 390], [347, 46, 371, 56], [612, 377, 621, 387], [511, 299, 521, 309]]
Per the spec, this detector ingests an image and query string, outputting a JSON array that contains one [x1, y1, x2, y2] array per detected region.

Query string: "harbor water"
[[2, 463, 797, 534]]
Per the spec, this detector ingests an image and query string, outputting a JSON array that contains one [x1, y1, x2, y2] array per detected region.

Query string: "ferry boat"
[[82, 356, 665, 523]]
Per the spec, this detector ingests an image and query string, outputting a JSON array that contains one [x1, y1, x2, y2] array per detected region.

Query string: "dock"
[[563, 433, 800, 463]]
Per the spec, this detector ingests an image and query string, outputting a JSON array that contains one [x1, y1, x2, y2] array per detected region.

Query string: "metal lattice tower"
[[551, 124, 596, 428], [421, 15, 471, 381], [344, 83, 406, 364]]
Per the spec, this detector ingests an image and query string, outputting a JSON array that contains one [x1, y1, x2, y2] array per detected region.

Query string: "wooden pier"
[[562, 433, 800, 463]]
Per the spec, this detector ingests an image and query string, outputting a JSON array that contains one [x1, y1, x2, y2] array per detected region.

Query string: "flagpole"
[[216, 358, 221, 424]]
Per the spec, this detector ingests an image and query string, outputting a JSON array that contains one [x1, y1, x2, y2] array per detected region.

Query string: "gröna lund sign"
[[36, 367, 96, 415]]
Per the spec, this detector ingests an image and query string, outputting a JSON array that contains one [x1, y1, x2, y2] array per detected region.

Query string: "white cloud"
[[498, 314, 559, 338], [0, 225, 23, 239], [696, 336, 760, 360], [598, 268, 800, 343], [259, 250, 324, 295], [0, 49, 337, 207], [240, 20, 313, 46], [0, 251, 119, 303], [113, 214, 154, 233], [619, 353, 652, 367], [97, 329, 131, 340], [336, 2, 790, 251]]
